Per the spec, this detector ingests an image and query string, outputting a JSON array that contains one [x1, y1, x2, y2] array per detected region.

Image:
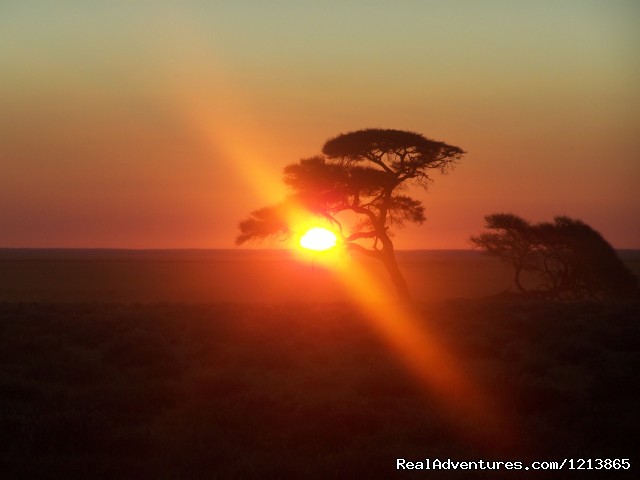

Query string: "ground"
[[1, 298, 638, 479]]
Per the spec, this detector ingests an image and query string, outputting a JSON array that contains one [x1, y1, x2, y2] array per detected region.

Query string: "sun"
[[299, 227, 337, 251]]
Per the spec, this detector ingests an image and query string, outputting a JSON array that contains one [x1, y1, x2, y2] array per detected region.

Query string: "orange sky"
[[1, 1, 639, 249]]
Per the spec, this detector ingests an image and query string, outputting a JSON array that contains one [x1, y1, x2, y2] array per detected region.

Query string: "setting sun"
[[299, 227, 337, 251]]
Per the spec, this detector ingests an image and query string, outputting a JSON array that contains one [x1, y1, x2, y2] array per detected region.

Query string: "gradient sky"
[[1, 1, 638, 249]]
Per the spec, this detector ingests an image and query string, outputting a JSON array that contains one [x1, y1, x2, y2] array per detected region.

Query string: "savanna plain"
[[1, 249, 639, 479]]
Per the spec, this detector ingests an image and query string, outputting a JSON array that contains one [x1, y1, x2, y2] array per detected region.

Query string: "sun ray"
[[323, 252, 516, 448], [154, 11, 514, 446]]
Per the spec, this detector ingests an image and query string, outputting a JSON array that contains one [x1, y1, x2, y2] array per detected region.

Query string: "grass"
[[0, 299, 638, 479]]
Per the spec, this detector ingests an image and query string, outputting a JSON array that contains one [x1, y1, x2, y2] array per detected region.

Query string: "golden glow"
[[307, 252, 515, 447], [299, 227, 337, 251]]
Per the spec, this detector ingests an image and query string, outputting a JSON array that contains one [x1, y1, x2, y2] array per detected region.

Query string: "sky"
[[1, 0, 639, 249]]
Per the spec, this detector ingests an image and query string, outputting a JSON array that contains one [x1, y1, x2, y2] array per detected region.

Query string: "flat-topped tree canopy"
[[322, 128, 465, 186]]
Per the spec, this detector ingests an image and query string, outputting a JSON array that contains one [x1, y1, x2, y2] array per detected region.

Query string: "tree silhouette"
[[468, 213, 536, 293], [471, 213, 637, 299], [236, 129, 465, 301]]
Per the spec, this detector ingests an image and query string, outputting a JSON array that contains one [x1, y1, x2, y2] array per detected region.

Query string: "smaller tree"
[[534, 216, 637, 299], [468, 213, 536, 293], [471, 213, 637, 300]]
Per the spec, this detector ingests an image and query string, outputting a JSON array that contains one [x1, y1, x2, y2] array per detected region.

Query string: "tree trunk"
[[513, 264, 527, 293], [381, 247, 412, 303], [374, 188, 412, 302]]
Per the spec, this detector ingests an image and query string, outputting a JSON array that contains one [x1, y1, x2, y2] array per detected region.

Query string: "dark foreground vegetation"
[[1, 300, 638, 479]]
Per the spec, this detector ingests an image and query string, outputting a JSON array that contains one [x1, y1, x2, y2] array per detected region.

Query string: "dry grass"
[[1, 298, 638, 479]]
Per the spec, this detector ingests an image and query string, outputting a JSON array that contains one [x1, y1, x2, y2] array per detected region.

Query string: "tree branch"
[[346, 231, 377, 242], [350, 204, 380, 230], [322, 212, 343, 237], [365, 152, 394, 174]]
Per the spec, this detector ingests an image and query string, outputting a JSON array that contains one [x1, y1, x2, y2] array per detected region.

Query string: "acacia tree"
[[534, 216, 637, 299], [471, 213, 637, 299], [236, 128, 465, 301], [468, 213, 537, 293]]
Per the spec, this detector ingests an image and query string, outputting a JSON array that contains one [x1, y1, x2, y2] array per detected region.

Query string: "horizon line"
[[1, 247, 639, 252]]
